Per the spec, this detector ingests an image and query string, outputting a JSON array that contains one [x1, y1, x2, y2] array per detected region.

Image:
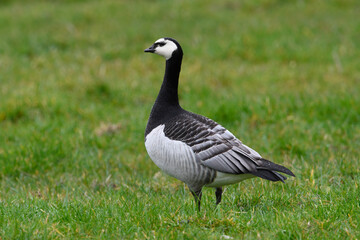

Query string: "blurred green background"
[[0, 0, 359, 239]]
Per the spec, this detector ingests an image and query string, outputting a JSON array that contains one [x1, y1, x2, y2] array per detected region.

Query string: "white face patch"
[[153, 38, 178, 60]]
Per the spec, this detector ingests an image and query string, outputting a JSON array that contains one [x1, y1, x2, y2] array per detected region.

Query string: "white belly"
[[145, 125, 199, 184], [205, 172, 255, 188]]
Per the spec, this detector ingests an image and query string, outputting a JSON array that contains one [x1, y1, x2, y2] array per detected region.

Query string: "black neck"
[[145, 52, 184, 136], [155, 54, 182, 106]]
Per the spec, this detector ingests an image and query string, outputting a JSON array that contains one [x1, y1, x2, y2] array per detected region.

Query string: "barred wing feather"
[[163, 112, 263, 174]]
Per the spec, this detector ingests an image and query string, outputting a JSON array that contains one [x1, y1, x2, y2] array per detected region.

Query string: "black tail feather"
[[257, 158, 295, 177], [252, 169, 287, 183], [251, 158, 295, 182]]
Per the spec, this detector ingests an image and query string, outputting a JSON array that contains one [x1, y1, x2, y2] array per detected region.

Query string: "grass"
[[0, 0, 359, 238]]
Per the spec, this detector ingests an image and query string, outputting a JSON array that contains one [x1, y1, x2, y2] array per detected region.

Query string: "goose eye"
[[158, 42, 166, 47]]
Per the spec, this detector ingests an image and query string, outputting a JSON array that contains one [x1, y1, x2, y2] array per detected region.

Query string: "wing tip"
[[259, 158, 296, 177], [252, 170, 288, 183]]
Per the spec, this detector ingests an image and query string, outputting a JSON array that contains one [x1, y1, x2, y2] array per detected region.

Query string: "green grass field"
[[1, 0, 359, 239]]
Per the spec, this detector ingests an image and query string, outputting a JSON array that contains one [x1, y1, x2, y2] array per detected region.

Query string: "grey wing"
[[189, 123, 262, 174], [163, 113, 262, 174]]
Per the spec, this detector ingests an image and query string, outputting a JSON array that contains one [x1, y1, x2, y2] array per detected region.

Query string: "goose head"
[[144, 38, 182, 60]]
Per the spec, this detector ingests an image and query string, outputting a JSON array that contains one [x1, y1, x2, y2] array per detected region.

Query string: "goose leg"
[[215, 187, 223, 205], [190, 189, 202, 211]]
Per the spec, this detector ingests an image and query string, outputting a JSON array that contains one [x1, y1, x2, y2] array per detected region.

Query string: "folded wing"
[[163, 111, 295, 181]]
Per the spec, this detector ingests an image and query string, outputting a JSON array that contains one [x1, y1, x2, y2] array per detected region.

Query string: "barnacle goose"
[[144, 37, 295, 210]]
